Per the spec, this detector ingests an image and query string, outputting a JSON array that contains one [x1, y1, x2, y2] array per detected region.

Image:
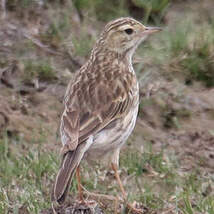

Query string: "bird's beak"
[[144, 26, 162, 35]]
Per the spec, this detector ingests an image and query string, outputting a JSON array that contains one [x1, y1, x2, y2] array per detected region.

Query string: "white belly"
[[85, 104, 139, 160]]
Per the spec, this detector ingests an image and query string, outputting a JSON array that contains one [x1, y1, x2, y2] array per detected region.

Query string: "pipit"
[[52, 17, 161, 213]]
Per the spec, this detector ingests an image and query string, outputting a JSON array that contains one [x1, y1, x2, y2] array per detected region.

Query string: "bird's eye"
[[124, 28, 133, 35]]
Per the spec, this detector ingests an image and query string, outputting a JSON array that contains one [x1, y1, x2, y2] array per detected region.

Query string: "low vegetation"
[[0, 133, 213, 213], [0, 0, 214, 213], [23, 60, 56, 83], [138, 18, 214, 88]]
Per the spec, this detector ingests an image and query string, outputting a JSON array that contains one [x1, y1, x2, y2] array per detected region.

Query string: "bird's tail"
[[51, 143, 85, 205]]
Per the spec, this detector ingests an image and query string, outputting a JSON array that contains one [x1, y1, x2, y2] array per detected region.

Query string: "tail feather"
[[52, 143, 86, 204]]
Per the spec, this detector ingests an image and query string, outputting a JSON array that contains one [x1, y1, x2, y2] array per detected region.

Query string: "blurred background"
[[0, 0, 214, 213]]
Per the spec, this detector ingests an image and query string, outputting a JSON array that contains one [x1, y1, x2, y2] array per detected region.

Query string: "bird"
[[52, 17, 161, 213]]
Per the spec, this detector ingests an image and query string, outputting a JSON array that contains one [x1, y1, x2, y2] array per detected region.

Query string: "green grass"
[[73, 0, 169, 22], [0, 132, 214, 213], [131, 0, 170, 23], [23, 60, 56, 83], [42, 14, 71, 47], [120, 145, 214, 213], [73, 0, 129, 21], [72, 32, 95, 58], [0, 133, 59, 213], [137, 18, 214, 87]]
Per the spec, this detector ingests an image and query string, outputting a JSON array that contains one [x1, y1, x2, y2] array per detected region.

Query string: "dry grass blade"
[[22, 30, 62, 56], [1, 0, 6, 19]]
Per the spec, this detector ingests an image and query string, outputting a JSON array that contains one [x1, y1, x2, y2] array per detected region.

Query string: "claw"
[[127, 203, 144, 214]]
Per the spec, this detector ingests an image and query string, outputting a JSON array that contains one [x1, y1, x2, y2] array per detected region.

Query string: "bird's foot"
[[77, 198, 97, 207], [81, 184, 119, 201], [126, 202, 145, 214]]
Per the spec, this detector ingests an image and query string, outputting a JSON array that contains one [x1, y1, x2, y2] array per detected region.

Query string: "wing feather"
[[60, 66, 137, 153]]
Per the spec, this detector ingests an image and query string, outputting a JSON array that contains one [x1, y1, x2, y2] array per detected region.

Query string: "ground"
[[0, 0, 214, 214]]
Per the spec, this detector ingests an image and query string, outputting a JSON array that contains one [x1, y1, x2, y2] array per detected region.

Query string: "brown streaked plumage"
[[52, 17, 161, 212]]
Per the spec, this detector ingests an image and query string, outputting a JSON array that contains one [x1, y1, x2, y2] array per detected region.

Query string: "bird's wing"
[[60, 67, 138, 153]]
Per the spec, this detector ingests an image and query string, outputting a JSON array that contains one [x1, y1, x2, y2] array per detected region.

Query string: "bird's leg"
[[111, 163, 127, 200], [75, 161, 118, 204], [76, 166, 98, 207], [76, 166, 84, 202], [111, 148, 127, 200], [111, 149, 144, 214]]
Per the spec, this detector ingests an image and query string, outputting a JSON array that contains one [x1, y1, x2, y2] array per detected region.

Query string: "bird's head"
[[99, 17, 162, 56]]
